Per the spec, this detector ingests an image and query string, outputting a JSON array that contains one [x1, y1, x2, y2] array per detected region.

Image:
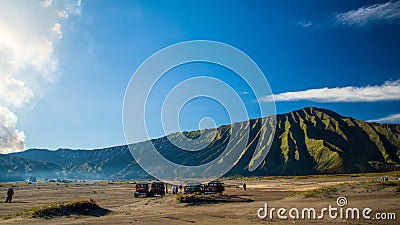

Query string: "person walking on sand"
[[243, 182, 247, 191], [5, 187, 14, 203]]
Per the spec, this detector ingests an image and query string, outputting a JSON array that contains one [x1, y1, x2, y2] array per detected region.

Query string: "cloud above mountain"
[[260, 80, 400, 103], [0, 0, 82, 154], [369, 113, 400, 124], [335, 0, 400, 26]]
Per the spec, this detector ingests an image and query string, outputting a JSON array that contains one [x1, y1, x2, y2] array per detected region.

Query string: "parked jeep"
[[204, 181, 224, 194], [183, 183, 202, 194], [150, 181, 166, 196], [134, 182, 150, 197]]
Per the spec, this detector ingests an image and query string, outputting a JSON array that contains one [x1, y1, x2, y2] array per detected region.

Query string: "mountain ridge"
[[2, 106, 399, 181]]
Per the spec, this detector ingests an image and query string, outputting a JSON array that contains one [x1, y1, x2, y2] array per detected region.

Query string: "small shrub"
[[380, 181, 399, 187], [2, 199, 107, 220], [176, 194, 196, 202]]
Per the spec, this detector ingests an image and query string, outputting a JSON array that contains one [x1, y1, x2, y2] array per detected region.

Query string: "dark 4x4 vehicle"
[[134, 182, 150, 197], [204, 181, 224, 194], [150, 182, 165, 196], [183, 183, 202, 194]]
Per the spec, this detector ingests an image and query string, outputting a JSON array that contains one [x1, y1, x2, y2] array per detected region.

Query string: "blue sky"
[[0, 0, 399, 152]]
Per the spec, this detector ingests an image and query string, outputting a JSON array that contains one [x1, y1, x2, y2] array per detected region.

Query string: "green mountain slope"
[[235, 107, 400, 176], [3, 107, 399, 181]]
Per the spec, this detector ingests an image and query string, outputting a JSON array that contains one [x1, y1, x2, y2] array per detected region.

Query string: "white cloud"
[[0, 106, 26, 154], [52, 22, 62, 39], [260, 80, 400, 103], [336, 1, 400, 26], [0, 75, 34, 108], [369, 113, 400, 124], [0, 0, 82, 153], [66, 0, 83, 16], [57, 10, 69, 19], [297, 20, 313, 28], [41, 0, 52, 8]]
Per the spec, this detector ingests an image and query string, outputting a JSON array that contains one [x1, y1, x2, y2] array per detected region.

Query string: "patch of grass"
[[347, 180, 400, 194], [0, 183, 28, 187], [176, 193, 202, 202], [176, 193, 253, 204], [379, 181, 399, 187], [293, 174, 361, 180], [359, 171, 400, 178], [176, 193, 194, 202], [1, 215, 13, 220], [370, 180, 400, 190], [360, 180, 400, 188], [262, 176, 278, 180], [349, 174, 361, 177], [288, 186, 338, 198], [2, 198, 109, 220], [287, 180, 400, 199], [98, 181, 130, 185]]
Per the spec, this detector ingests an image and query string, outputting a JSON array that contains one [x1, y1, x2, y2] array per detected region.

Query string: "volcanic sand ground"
[[0, 175, 399, 224]]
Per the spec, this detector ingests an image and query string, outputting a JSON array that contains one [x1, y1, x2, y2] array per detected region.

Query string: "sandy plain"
[[0, 174, 398, 224]]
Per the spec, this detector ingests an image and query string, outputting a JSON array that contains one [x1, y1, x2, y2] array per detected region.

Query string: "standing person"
[[243, 182, 247, 191], [172, 185, 177, 194], [5, 187, 14, 203], [165, 183, 168, 194]]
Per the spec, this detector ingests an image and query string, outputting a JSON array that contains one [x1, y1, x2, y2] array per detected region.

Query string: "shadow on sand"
[[180, 194, 253, 206]]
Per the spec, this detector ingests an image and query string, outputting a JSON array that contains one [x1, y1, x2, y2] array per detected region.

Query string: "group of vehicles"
[[134, 181, 166, 197], [134, 180, 224, 197]]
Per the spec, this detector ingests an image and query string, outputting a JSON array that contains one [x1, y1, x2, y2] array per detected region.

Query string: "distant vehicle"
[[203, 181, 225, 194], [184, 183, 202, 194], [150, 182, 165, 196], [134, 182, 150, 197]]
